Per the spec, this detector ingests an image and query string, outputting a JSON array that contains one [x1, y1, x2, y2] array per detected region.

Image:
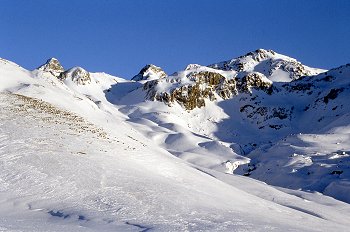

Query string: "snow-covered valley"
[[1, 50, 350, 231]]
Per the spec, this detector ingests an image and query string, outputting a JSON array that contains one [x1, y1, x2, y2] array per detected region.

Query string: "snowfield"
[[1, 52, 350, 231]]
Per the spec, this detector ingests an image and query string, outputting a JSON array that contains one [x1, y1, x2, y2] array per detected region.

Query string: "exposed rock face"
[[191, 71, 238, 99], [146, 82, 211, 110], [132, 64, 167, 81], [144, 69, 241, 110], [239, 72, 272, 93], [143, 64, 275, 110], [144, 81, 213, 111], [37, 58, 64, 77], [59, 67, 91, 85]]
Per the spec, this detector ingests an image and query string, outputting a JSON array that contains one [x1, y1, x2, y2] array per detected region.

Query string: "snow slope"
[[111, 53, 350, 208], [1, 93, 350, 231], [0, 52, 350, 231], [117, 51, 350, 205]]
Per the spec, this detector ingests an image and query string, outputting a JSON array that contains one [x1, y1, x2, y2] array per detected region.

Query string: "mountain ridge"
[[1, 49, 350, 231], [1, 49, 350, 201]]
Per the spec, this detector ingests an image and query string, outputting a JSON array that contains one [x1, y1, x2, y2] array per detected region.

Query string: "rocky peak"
[[59, 67, 91, 85], [37, 58, 64, 76], [132, 64, 167, 81]]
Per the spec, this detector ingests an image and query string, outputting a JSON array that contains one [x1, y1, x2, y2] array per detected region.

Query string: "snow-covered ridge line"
[[209, 49, 325, 81]]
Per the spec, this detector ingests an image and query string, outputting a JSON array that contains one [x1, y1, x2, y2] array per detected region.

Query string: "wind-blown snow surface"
[[1, 55, 350, 231]]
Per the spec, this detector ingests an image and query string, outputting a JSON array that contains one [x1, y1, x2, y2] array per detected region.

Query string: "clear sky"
[[0, 0, 349, 79]]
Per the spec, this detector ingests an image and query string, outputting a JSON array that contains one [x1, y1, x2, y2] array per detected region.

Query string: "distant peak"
[[47, 57, 59, 62], [185, 64, 203, 70], [59, 66, 91, 85], [256, 48, 276, 54], [132, 64, 167, 81], [239, 49, 277, 61], [140, 64, 164, 73], [43, 57, 62, 66], [37, 57, 64, 76], [208, 48, 323, 81], [143, 64, 157, 69]]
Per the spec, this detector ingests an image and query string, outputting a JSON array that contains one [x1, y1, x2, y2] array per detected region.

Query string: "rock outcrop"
[[143, 63, 275, 110], [144, 70, 236, 110], [59, 67, 91, 85], [239, 72, 272, 93]]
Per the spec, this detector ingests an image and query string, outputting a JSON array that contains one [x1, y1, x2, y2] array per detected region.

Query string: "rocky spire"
[[37, 58, 64, 77], [132, 64, 167, 81]]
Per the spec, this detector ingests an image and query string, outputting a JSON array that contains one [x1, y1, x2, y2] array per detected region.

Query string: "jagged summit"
[[132, 64, 167, 81], [37, 57, 64, 76], [37, 58, 91, 85], [209, 48, 324, 82]]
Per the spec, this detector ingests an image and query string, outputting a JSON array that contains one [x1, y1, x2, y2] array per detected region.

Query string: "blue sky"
[[0, 0, 349, 79]]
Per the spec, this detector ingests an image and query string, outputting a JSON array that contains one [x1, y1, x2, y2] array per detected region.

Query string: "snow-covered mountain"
[[209, 49, 325, 82], [141, 49, 325, 111], [1, 50, 350, 231], [120, 52, 350, 204]]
